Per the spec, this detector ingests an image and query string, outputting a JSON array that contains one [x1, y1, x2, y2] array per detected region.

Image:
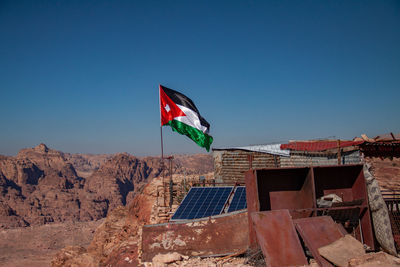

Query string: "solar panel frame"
[[227, 186, 247, 212], [171, 186, 233, 220]]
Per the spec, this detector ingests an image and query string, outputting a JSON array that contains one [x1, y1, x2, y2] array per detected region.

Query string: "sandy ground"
[[0, 219, 104, 267]]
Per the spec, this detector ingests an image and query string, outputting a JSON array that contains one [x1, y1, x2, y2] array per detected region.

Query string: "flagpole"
[[159, 85, 166, 206], [160, 126, 164, 159], [159, 84, 164, 160]]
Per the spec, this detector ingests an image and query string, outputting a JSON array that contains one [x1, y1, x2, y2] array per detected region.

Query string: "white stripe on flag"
[[175, 104, 208, 133]]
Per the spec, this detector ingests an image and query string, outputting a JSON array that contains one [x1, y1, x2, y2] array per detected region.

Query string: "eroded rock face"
[[51, 177, 161, 267], [1, 144, 87, 228], [85, 153, 162, 210], [63, 153, 111, 178], [0, 144, 160, 229], [0, 144, 213, 229]]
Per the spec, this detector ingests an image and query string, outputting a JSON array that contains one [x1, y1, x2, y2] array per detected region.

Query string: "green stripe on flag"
[[166, 120, 213, 152]]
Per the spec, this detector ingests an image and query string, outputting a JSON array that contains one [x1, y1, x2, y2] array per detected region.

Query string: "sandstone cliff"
[[51, 176, 161, 266], [0, 144, 213, 229]]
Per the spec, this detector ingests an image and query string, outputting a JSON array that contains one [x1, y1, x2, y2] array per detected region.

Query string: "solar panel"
[[171, 187, 233, 220], [227, 186, 247, 212]]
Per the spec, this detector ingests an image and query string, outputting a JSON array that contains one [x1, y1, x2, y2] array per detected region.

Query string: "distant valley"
[[0, 144, 213, 229]]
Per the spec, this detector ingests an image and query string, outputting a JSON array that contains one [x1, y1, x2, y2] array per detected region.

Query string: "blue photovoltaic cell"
[[171, 187, 233, 220], [227, 186, 247, 212]]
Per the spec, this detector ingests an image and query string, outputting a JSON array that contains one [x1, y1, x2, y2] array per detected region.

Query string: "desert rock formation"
[[0, 144, 213, 229], [51, 176, 161, 266]]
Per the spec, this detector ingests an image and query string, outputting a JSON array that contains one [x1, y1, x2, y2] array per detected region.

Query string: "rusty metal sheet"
[[294, 216, 345, 267], [141, 211, 249, 262], [245, 169, 259, 248], [251, 210, 308, 267], [270, 191, 303, 210], [288, 209, 314, 219]]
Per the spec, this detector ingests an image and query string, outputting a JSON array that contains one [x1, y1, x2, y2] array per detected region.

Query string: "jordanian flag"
[[159, 85, 213, 151]]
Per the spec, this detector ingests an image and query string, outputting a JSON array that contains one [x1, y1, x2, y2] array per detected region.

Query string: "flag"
[[159, 84, 213, 151]]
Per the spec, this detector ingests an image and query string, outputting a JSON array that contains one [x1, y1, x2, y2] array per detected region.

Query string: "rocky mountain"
[[170, 153, 214, 175], [0, 144, 213, 229], [63, 153, 111, 178]]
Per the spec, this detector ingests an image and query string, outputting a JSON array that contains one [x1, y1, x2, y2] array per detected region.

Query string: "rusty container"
[[245, 164, 375, 250]]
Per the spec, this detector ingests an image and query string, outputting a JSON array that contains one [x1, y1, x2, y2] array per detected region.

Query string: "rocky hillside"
[[0, 144, 213, 229], [51, 177, 161, 266], [63, 153, 111, 178], [170, 153, 214, 175]]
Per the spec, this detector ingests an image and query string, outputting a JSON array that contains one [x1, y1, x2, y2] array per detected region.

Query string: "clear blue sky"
[[1, 0, 399, 156]]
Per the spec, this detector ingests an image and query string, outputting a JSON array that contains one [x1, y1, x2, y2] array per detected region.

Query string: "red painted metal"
[[294, 216, 345, 267], [281, 140, 363, 151], [251, 210, 308, 267]]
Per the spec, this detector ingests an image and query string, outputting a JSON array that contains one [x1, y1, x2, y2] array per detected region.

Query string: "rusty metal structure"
[[294, 216, 346, 267], [141, 210, 249, 261], [249, 210, 353, 267], [245, 164, 375, 252], [250, 210, 308, 266]]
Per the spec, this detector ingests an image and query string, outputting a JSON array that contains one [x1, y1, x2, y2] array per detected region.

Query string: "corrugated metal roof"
[[213, 144, 290, 157], [280, 140, 363, 152]]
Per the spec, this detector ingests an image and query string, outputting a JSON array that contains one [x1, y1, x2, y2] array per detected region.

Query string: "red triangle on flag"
[[160, 86, 186, 126]]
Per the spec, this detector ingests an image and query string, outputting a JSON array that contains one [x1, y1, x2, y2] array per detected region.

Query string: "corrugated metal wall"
[[213, 150, 361, 184], [213, 150, 278, 184], [280, 150, 361, 167]]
